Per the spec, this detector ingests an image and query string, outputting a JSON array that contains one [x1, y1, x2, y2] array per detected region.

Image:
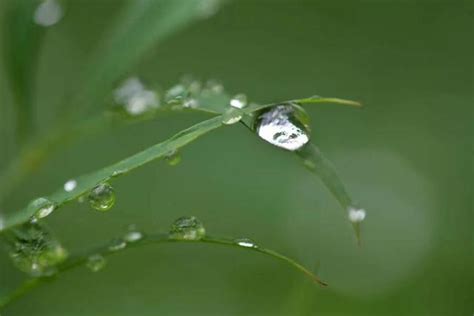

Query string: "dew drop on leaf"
[[169, 216, 206, 241], [123, 225, 143, 243], [88, 183, 115, 211], [34, 0, 63, 27], [165, 149, 182, 166], [63, 179, 77, 192], [4, 222, 68, 277], [230, 94, 248, 109], [108, 238, 127, 252], [254, 104, 310, 151], [348, 206, 367, 223], [28, 197, 56, 220], [234, 238, 257, 248], [222, 108, 243, 125], [86, 254, 107, 272]]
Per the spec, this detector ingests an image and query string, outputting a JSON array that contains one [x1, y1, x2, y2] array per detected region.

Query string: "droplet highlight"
[[234, 238, 257, 248], [123, 225, 143, 243], [255, 104, 310, 151], [348, 207, 366, 223], [108, 238, 127, 252], [169, 216, 206, 241], [86, 254, 106, 272], [88, 183, 115, 211], [222, 108, 243, 125], [230, 94, 248, 109], [63, 179, 77, 192]]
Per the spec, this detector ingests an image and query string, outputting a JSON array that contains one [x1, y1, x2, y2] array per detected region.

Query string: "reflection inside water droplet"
[[169, 216, 206, 241], [4, 222, 68, 277], [88, 183, 115, 211], [87, 254, 106, 272], [29, 197, 56, 220], [255, 104, 310, 151]]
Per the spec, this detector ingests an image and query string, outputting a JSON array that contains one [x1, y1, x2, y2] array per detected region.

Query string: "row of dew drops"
[[2, 74, 365, 278]]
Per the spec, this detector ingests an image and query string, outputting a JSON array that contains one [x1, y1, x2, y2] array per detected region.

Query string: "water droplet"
[[34, 0, 63, 27], [165, 84, 187, 103], [108, 238, 127, 251], [28, 197, 56, 220], [88, 183, 115, 211], [348, 207, 366, 223], [114, 77, 159, 116], [165, 149, 182, 166], [183, 98, 199, 109], [255, 104, 310, 151], [5, 222, 68, 277], [86, 254, 106, 272], [169, 216, 206, 241], [222, 108, 243, 125], [63, 179, 77, 192], [234, 238, 257, 248], [123, 225, 143, 243], [230, 94, 248, 109]]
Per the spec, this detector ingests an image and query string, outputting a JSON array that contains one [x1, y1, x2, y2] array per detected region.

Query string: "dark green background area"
[[0, 0, 472, 315]]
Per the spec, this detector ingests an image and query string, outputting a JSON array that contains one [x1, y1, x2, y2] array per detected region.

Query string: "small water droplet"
[[230, 94, 248, 109], [114, 77, 159, 116], [169, 216, 206, 241], [63, 179, 77, 192], [108, 238, 127, 251], [123, 225, 143, 243], [165, 84, 187, 102], [255, 104, 310, 151], [165, 149, 182, 166], [88, 183, 115, 211], [29, 197, 56, 220], [86, 254, 106, 272], [222, 108, 243, 125], [183, 98, 199, 109], [348, 207, 366, 223], [5, 222, 68, 277], [234, 238, 257, 248], [34, 0, 63, 27]]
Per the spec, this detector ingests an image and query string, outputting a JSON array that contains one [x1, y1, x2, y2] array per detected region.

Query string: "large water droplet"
[[88, 183, 115, 211], [63, 179, 77, 192], [86, 254, 106, 272], [254, 104, 310, 151], [28, 197, 56, 220], [165, 149, 182, 166], [348, 207, 366, 223], [234, 238, 257, 248], [34, 0, 63, 27], [114, 77, 159, 116], [230, 94, 248, 109], [4, 222, 68, 277], [169, 216, 206, 241]]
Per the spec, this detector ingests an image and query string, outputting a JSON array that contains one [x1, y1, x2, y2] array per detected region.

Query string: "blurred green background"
[[0, 0, 472, 315]]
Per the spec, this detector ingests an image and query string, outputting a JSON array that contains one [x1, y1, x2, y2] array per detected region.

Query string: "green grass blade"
[[0, 231, 325, 308], [1, 0, 45, 143]]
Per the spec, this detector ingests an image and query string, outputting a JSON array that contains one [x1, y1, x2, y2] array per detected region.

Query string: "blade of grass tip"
[[67, 0, 209, 119], [294, 97, 362, 108], [296, 143, 362, 244], [1, 0, 46, 144], [0, 230, 325, 308]]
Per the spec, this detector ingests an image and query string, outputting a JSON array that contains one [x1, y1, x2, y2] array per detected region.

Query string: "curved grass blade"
[[0, 231, 325, 308], [1, 0, 45, 143], [293, 96, 362, 107]]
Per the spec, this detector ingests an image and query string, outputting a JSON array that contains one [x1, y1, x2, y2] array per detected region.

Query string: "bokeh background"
[[0, 0, 472, 315]]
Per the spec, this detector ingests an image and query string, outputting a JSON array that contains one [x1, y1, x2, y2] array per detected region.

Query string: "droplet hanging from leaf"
[[88, 183, 115, 212]]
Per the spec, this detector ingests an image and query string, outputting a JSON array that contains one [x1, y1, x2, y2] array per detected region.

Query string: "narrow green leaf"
[[1, 0, 45, 143]]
